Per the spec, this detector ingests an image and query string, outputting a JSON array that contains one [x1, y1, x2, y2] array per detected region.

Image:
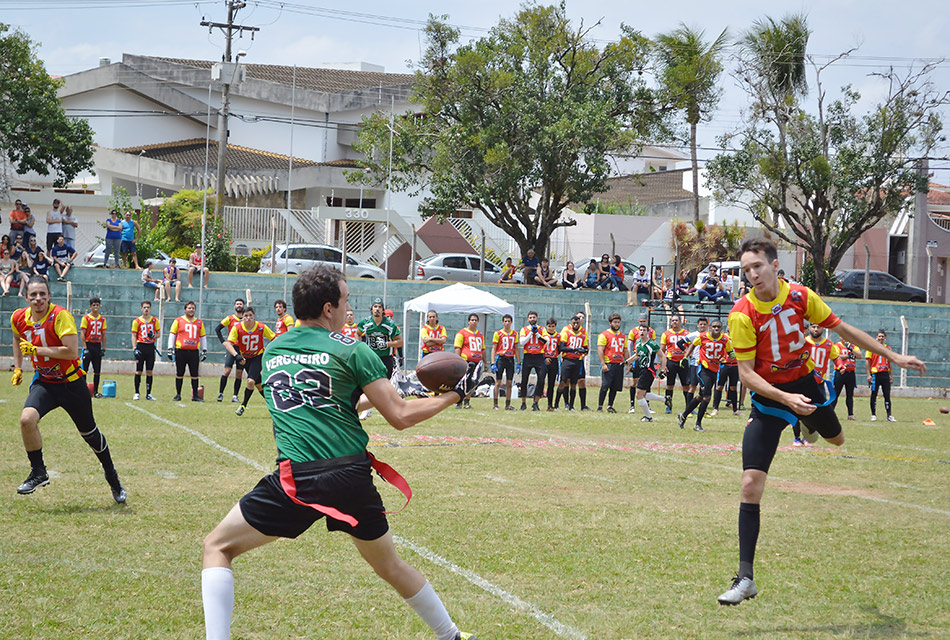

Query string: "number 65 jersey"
[[728, 280, 841, 385], [262, 326, 387, 463]]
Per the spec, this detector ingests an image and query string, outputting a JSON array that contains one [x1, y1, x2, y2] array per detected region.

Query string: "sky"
[[4, 0, 949, 174]]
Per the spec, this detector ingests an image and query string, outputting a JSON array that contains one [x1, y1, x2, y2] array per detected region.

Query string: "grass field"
[[1, 374, 948, 639]]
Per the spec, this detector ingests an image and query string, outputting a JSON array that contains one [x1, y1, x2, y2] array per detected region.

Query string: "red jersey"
[[80, 313, 106, 344], [835, 342, 862, 372], [275, 314, 294, 336], [728, 280, 840, 384], [660, 328, 689, 362], [132, 315, 160, 344], [542, 328, 560, 358], [520, 325, 546, 355], [492, 328, 518, 357], [341, 322, 360, 340], [597, 329, 627, 364], [807, 336, 840, 381], [171, 316, 205, 350], [454, 328, 485, 362], [11, 305, 83, 383], [228, 321, 276, 357], [690, 332, 734, 373], [867, 346, 891, 374], [421, 323, 446, 354], [559, 325, 588, 360], [221, 313, 242, 336]]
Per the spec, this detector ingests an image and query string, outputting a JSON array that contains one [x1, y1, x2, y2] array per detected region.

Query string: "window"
[[323, 248, 342, 263], [325, 197, 343, 207], [443, 256, 468, 269], [468, 258, 499, 272], [344, 198, 376, 208], [448, 210, 473, 219]]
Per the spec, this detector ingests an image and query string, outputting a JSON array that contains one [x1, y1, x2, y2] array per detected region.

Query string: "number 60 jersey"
[[262, 326, 387, 463], [728, 279, 841, 385]]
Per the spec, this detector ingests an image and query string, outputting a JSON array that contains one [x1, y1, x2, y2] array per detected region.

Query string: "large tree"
[[351, 4, 665, 258], [706, 15, 948, 294], [0, 23, 94, 190], [654, 24, 728, 223]]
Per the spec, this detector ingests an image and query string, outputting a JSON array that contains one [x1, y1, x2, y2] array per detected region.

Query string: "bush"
[[137, 189, 233, 271], [236, 246, 268, 273]]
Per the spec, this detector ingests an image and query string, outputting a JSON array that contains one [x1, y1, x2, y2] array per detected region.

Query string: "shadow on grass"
[[39, 503, 133, 515], [738, 606, 937, 638]]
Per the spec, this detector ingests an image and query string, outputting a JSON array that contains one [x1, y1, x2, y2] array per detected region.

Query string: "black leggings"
[[175, 349, 200, 378], [544, 359, 559, 407], [833, 370, 856, 416], [870, 371, 892, 416], [521, 354, 546, 400]]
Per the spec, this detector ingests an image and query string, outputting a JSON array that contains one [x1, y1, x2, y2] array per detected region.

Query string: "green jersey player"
[[626, 326, 666, 421], [201, 266, 477, 640], [357, 296, 402, 378]]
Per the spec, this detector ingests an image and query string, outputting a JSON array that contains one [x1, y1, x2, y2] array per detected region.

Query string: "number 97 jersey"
[[728, 280, 841, 385]]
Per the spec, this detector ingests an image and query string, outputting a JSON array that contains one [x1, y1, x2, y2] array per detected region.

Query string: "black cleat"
[[172, 394, 182, 402], [677, 412, 687, 429], [532, 403, 540, 411], [192, 396, 204, 402], [217, 393, 224, 402], [105, 470, 126, 504], [607, 407, 617, 414], [17, 470, 50, 495]]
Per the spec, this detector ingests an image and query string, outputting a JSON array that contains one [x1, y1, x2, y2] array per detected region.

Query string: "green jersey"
[[632, 338, 660, 370], [357, 316, 400, 356], [262, 326, 386, 462]]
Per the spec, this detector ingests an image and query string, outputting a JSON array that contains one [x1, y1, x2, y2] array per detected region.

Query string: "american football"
[[414, 351, 468, 392]]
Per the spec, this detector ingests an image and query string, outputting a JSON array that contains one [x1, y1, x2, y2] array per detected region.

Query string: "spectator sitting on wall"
[[498, 257, 516, 283], [163, 257, 182, 303], [142, 261, 162, 301], [49, 235, 77, 282], [534, 257, 557, 287], [697, 265, 730, 304], [603, 255, 628, 292], [632, 264, 650, 295], [651, 266, 665, 300], [583, 259, 602, 288], [31, 249, 52, 282], [676, 269, 695, 296], [188, 243, 210, 288], [561, 261, 581, 289], [521, 248, 540, 284]]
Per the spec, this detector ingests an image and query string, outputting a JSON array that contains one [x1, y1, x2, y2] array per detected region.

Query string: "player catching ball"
[[718, 238, 926, 605], [201, 266, 478, 640]]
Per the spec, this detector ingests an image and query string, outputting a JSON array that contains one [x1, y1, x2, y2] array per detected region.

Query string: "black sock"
[[243, 387, 254, 407], [665, 388, 674, 405], [569, 387, 576, 409], [607, 389, 617, 408], [738, 502, 760, 579], [146, 376, 153, 395], [234, 377, 242, 396], [555, 387, 564, 408], [257, 386, 264, 398], [682, 395, 700, 417], [27, 448, 45, 472], [684, 391, 693, 406], [728, 389, 737, 410], [630, 386, 637, 405], [192, 378, 200, 396], [792, 423, 801, 439], [93, 373, 100, 393], [219, 375, 228, 394], [696, 398, 710, 425], [579, 388, 587, 409], [713, 388, 722, 410], [175, 378, 183, 395], [134, 374, 141, 393], [598, 386, 609, 408]]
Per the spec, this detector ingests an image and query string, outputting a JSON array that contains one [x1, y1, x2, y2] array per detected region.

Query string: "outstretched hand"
[[894, 354, 927, 375]]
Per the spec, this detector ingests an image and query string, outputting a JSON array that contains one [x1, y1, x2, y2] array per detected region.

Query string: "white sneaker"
[[132, 393, 140, 401], [145, 394, 156, 401], [870, 415, 878, 422], [800, 423, 819, 443], [887, 415, 897, 422], [628, 406, 637, 414], [359, 409, 373, 420], [718, 575, 757, 605]]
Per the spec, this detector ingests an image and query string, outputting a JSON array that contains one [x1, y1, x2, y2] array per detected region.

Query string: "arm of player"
[[29, 333, 79, 361], [167, 331, 176, 351], [223, 341, 241, 359], [215, 321, 228, 344], [387, 335, 403, 350], [597, 344, 608, 372], [834, 321, 926, 375], [736, 359, 816, 415], [362, 377, 464, 431]]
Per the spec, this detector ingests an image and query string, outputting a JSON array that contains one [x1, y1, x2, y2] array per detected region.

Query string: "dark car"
[[831, 269, 927, 302]]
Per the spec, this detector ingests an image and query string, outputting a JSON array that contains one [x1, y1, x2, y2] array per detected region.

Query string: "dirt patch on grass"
[[771, 479, 884, 499]]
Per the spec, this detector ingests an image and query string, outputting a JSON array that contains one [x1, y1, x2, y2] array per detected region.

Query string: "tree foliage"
[[671, 218, 745, 273], [350, 3, 666, 257], [142, 190, 232, 270], [706, 14, 948, 294], [0, 24, 95, 189]]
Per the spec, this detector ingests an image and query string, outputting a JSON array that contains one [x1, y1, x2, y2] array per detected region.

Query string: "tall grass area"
[[1, 375, 947, 639]]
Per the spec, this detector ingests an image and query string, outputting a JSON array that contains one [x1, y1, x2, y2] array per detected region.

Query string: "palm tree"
[[655, 25, 729, 224]]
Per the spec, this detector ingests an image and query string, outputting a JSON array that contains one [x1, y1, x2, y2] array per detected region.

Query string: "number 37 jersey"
[[728, 280, 841, 385], [262, 326, 387, 463]]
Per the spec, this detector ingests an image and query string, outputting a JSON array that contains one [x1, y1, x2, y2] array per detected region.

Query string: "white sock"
[[645, 392, 665, 402], [639, 398, 652, 417], [404, 581, 458, 640], [202, 567, 234, 640]]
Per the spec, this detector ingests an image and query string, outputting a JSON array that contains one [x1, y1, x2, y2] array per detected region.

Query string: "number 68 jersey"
[[262, 326, 387, 463], [728, 280, 841, 385]]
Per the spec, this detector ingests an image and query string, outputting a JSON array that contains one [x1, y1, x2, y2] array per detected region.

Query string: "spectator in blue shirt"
[[521, 248, 540, 284], [120, 210, 141, 269], [31, 249, 52, 281], [50, 235, 77, 281], [104, 209, 122, 268]]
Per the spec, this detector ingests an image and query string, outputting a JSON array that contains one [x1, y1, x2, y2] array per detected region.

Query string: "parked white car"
[[80, 243, 173, 269], [413, 253, 503, 282], [258, 244, 385, 278]]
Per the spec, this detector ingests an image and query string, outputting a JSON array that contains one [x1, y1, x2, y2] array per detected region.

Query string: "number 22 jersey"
[[262, 326, 386, 462]]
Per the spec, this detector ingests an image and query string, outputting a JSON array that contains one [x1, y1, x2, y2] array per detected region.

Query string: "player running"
[[216, 298, 246, 402], [490, 314, 519, 410], [626, 325, 665, 421], [225, 307, 276, 416], [596, 313, 627, 413], [867, 329, 896, 422], [131, 300, 161, 400], [273, 299, 295, 336], [453, 313, 486, 409], [717, 238, 925, 606], [168, 301, 208, 402], [358, 297, 402, 379], [201, 266, 478, 640], [679, 319, 733, 432], [711, 340, 740, 417], [79, 296, 106, 398], [660, 315, 690, 414], [11, 276, 125, 503], [420, 310, 446, 359]]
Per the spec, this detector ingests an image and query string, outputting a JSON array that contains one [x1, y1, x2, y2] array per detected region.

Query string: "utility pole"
[[201, 1, 258, 210]]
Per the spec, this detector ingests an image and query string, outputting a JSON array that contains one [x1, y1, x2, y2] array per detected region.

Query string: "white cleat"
[[132, 393, 140, 401], [870, 415, 878, 422], [800, 423, 819, 443], [887, 415, 897, 422], [718, 575, 757, 605], [359, 409, 373, 420]]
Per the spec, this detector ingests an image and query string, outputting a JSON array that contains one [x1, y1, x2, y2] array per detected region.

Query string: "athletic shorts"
[[224, 350, 246, 370], [665, 359, 690, 387], [601, 362, 625, 392], [175, 348, 200, 378], [243, 354, 263, 383], [687, 362, 700, 387], [743, 374, 842, 473], [83, 342, 103, 374], [135, 342, 156, 371], [560, 358, 583, 383], [631, 366, 656, 391], [717, 364, 739, 390], [379, 355, 397, 379], [239, 453, 388, 541], [26, 377, 96, 430], [495, 355, 515, 381], [120, 240, 137, 254], [578, 360, 586, 379]]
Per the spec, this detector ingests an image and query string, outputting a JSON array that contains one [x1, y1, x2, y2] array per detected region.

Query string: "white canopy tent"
[[402, 283, 515, 368]]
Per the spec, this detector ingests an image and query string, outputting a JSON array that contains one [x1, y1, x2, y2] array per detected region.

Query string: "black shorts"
[[560, 358, 583, 383], [224, 350, 245, 370], [83, 342, 103, 374], [176, 348, 200, 377], [743, 374, 842, 473], [665, 360, 690, 387], [243, 354, 263, 383], [379, 355, 397, 379], [495, 355, 515, 381], [631, 366, 657, 391], [601, 362, 625, 392], [697, 366, 718, 397], [26, 377, 96, 432], [717, 364, 739, 390], [135, 342, 156, 372], [239, 453, 388, 541], [687, 362, 700, 387]]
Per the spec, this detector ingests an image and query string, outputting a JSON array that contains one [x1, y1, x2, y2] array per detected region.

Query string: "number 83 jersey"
[[728, 279, 841, 385], [262, 326, 387, 463]]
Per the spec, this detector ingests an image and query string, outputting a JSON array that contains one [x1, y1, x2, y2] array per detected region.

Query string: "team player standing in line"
[[596, 313, 627, 413], [216, 299, 246, 402], [131, 300, 160, 400], [273, 299, 295, 336], [168, 301, 208, 402], [518, 311, 547, 411], [420, 310, 446, 358], [79, 297, 106, 398], [490, 314, 519, 410], [454, 313, 485, 409], [718, 238, 925, 606], [867, 330, 896, 422]]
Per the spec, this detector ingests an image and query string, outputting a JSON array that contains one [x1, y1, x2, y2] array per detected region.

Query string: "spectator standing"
[[103, 210, 122, 268], [79, 297, 107, 398], [45, 198, 64, 253], [188, 243, 210, 288], [163, 258, 182, 303], [141, 261, 162, 301], [50, 235, 77, 282], [561, 261, 580, 289], [62, 206, 78, 248], [521, 248, 540, 284], [9, 199, 27, 238], [120, 211, 141, 269], [20, 204, 36, 247], [498, 257, 516, 283]]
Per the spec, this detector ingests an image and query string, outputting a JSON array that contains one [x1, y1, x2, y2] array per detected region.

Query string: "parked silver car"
[[80, 243, 173, 269], [413, 253, 502, 282], [258, 244, 385, 278]]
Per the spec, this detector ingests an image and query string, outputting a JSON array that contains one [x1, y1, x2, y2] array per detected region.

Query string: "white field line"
[[128, 404, 587, 640], [459, 418, 950, 518]]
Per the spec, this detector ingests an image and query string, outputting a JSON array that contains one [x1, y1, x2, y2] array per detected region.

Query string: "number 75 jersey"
[[728, 280, 841, 385]]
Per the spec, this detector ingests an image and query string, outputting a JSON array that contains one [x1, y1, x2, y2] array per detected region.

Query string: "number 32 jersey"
[[262, 326, 386, 462], [728, 280, 840, 384]]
